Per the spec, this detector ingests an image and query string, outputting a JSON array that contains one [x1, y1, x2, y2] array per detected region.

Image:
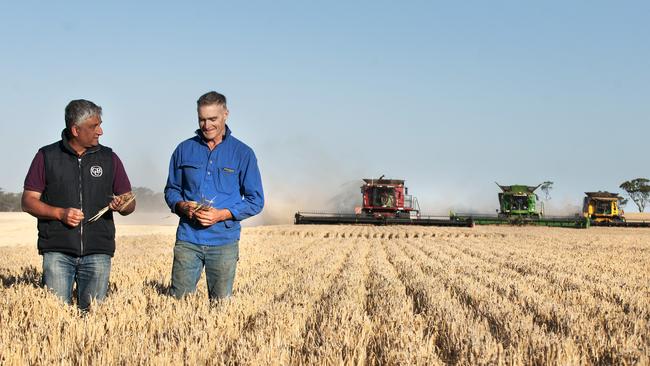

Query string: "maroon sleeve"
[[112, 152, 132, 195], [24, 150, 46, 193]]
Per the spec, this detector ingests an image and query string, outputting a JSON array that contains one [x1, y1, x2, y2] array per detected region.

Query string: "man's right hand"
[[176, 201, 197, 219], [60, 208, 84, 227], [22, 190, 85, 225]]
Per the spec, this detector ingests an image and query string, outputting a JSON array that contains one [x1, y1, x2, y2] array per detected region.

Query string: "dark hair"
[[65, 99, 102, 130], [197, 91, 227, 108]]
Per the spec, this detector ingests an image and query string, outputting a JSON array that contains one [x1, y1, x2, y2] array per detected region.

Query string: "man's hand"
[[60, 208, 84, 227], [109, 195, 125, 211], [194, 207, 232, 227], [22, 190, 85, 226], [109, 192, 136, 215], [176, 201, 198, 219]]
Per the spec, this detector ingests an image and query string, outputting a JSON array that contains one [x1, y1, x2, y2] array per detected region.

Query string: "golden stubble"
[[0, 225, 648, 365]]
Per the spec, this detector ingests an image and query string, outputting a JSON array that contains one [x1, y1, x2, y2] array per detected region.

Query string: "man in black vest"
[[22, 99, 136, 310]]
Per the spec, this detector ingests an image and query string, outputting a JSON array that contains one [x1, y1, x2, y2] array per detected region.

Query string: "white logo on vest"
[[90, 166, 103, 177]]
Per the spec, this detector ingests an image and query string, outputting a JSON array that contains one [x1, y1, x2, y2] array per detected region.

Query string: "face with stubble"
[[71, 115, 103, 148], [198, 104, 229, 143]]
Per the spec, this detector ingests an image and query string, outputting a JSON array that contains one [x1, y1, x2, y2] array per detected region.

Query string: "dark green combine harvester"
[[451, 183, 588, 228], [496, 183, 542, 219]]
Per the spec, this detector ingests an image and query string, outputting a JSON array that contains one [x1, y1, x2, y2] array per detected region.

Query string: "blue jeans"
[[170, 240, 239, 300], [42, 252, 112, 310]]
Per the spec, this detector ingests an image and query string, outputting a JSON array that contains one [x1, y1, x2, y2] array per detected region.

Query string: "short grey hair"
[[65, 99, 102, 130], [197, 91, 227, 108]]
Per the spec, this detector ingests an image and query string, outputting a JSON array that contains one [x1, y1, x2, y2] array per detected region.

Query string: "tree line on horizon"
[[1, 179, 650, 213], [0, 187, 168, 212]]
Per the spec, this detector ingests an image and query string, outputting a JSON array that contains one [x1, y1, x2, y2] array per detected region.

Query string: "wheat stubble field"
[[0, 213, 649, 365]]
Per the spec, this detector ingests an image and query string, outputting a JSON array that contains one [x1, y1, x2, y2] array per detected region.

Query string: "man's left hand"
[[194, 207, 232, 227], [109, 195, 126, 211], [109, 192, 136, 215]]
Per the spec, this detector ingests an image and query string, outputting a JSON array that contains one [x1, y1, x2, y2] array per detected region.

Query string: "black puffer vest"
[[37, 131, 116, 256]]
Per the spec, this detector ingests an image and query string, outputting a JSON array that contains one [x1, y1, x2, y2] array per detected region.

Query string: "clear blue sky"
[[1, 1, 649, 220]]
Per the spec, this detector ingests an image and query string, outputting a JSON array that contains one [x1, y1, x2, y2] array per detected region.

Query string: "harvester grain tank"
[[295, 176, 472, 226]]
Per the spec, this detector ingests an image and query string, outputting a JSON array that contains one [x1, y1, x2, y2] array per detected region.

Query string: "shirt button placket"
[[207, 153, 213, 178]]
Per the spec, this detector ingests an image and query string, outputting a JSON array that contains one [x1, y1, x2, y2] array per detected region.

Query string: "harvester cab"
[[496, 183, 543, 219], [583, 192, 624, 223], [361, 177, 419, 218]]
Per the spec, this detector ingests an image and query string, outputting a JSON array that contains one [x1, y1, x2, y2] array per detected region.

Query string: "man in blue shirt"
[[164, 91, 264, 300]]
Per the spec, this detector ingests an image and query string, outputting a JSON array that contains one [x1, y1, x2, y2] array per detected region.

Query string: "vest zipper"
[[78, 157, 84, 255]]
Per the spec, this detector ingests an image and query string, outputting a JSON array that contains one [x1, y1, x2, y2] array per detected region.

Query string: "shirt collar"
[[60, 129, 101, 156], [194, 124, 232, 146]]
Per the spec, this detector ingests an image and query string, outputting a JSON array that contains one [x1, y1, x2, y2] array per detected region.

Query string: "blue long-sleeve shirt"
[[164, 125, 264, 245]]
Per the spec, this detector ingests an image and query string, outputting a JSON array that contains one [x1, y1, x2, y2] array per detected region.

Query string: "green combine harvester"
[[496, 183, 543, 219], [451, 183, 588, 228]]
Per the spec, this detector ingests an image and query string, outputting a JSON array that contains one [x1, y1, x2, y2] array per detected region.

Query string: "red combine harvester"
[[294, 176, 472, 226]]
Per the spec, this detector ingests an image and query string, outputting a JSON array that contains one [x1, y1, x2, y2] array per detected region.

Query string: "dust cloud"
[[249, 180, 363, 226]]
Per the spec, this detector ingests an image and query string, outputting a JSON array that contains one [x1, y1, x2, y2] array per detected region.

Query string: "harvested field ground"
[[623, 212, 650, 222], [0, 214, 649, 365]]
